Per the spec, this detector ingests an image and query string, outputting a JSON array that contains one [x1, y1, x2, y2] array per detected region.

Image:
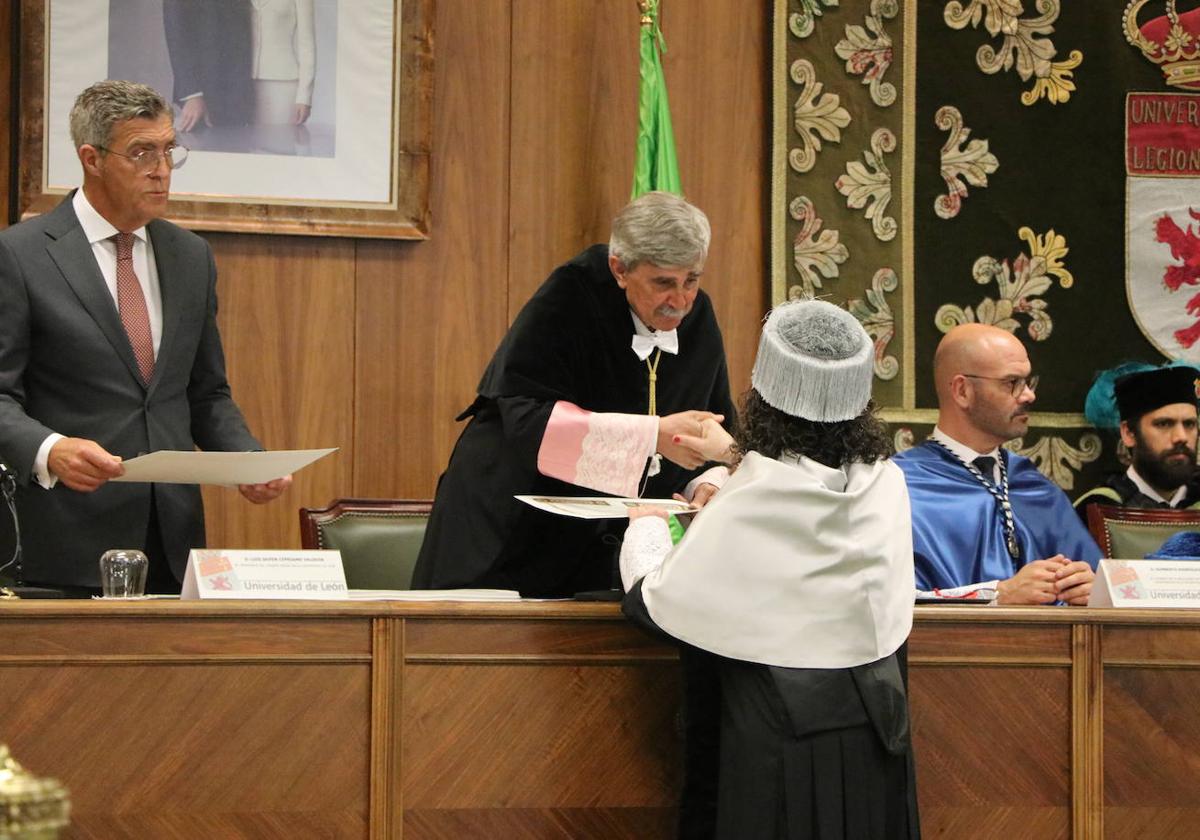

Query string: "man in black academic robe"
[[414, 193, 734, 840], [412, 198, 734, 597], [1076, 364, 1200, 520]]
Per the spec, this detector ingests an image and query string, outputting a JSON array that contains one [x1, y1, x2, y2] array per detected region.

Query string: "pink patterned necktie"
[[113, 232, 155, 384]]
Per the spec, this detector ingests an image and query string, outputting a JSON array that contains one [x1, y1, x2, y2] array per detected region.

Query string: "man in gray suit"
[[0, 80, 289, 592]]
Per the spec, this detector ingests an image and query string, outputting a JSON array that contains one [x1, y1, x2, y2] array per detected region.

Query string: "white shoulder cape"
[[639, 451, 914, 668]]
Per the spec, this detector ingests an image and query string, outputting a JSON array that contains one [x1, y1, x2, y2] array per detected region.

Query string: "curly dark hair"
[[732, 390, 893, 468]]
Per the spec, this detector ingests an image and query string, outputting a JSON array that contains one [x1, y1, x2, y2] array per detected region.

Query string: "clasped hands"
[[656, 411, 733, 470], [48, 437, 292, 503], [996, 554, 1094, 605]]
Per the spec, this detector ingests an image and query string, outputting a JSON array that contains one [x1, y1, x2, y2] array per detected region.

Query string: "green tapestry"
[[772, 0, 1193, 496]]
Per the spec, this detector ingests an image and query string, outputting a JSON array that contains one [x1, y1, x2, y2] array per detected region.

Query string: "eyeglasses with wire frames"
[[96, 144, 189, 172], [962, 373, 1039, 396]]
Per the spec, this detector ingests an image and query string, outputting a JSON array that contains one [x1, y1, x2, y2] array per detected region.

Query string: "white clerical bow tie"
[[631, 330, 679, 360]]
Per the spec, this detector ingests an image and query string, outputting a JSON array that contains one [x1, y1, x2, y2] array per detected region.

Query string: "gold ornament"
[[1124, 0, 1200, 90], [0, 745, 70, 839]]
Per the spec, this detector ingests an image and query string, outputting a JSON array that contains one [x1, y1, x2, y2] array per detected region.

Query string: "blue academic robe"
[[894, 442, 1102, 590]]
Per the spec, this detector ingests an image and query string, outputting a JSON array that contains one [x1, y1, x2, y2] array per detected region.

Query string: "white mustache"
[[657, 304, 688, 318]]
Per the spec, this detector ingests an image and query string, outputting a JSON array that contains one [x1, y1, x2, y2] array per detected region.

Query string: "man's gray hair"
[[69, 80, 171, 149], [609, 191, 711, 271]]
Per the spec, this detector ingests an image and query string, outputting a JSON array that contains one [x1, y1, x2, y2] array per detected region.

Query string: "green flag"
[[630, 0, 681, 199]]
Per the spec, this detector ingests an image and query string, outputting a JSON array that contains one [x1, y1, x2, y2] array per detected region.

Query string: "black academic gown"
[[625, 582, 920, 840], [412, 244, 735, 597], [1075, 469, 1200, 523]]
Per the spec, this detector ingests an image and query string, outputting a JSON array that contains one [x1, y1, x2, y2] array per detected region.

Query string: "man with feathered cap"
[[1075, 363, 1200, 517], [620, 299, 919, 839]]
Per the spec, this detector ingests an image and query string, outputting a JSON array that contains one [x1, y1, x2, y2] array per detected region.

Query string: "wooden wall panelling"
[[1103, 625, 1200, 839], [399, 615, 681, 839], [507, 0, 766, 397], [0, 1, 12, 226], [0, 613, 373, 839], [0, 616, 371, 657], [507, 0, 639, 310], [909, 621, 1073, 839], [1102, 667, 1200, 839], [200, 234, 356, 550], [404, 617, 679, 660], [655, 0, 767, 398], [1072, 624, 1103, 839], [371, 617, 401, 839], [1, 664, 371, 838], [353, 0, 513, 499]]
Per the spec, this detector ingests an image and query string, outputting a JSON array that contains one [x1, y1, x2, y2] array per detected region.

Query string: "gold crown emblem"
[[1125, 0, 1200, 89]]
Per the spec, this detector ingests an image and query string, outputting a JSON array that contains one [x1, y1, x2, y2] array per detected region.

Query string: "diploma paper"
[[515, 495, 697, 520], [113, 448, 337, 485]]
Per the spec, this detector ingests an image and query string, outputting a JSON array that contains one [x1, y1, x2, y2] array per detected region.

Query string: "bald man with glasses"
[[894, 324, 1100, 604], [0, 80, 289, 593]]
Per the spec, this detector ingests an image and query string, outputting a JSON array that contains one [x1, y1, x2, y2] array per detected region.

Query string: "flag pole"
[[630, 0, 682, 199]]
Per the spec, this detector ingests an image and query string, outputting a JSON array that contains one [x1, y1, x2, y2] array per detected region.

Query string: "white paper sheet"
[[515, 495, 698, 520], [112, 448, 337, 485]]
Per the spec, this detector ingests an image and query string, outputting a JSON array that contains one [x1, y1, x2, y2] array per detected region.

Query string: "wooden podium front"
[[0, 601, 1197, 839]]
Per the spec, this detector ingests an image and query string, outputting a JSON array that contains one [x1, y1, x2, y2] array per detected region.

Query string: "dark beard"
[[1133, 447, 1197, 494]]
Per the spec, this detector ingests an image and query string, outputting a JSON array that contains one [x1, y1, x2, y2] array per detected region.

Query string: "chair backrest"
[[1086, 503, 1200, 559], [298, 499, 432, 590]]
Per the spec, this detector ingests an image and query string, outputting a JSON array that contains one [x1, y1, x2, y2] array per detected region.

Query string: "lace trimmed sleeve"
[[619, 516, 674, 591]]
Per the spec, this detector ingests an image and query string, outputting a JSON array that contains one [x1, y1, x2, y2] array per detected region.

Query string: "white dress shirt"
[[629, 310, 679, 360], [930, 426, 1001, 484], [628, 309, 727, 495], [32, 190, 164, 488]]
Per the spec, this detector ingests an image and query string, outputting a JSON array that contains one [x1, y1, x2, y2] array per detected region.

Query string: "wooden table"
[[0, 601, 1196, 839]]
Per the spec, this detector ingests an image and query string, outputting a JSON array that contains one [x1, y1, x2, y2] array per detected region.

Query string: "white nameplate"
[[1089, 559, 1200, 608], [181, 549, 348, 600]]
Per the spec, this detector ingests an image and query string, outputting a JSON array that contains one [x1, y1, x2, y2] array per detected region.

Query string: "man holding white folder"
[[0, 81, 289, 592]]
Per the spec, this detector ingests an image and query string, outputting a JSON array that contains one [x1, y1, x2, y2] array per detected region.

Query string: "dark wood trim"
[[1072, 623, 1103, 838], [0, 1, 16, 226], [369, 616, 397, 840]]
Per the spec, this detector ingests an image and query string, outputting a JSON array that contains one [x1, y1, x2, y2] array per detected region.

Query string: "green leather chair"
[[1086, 503, 1200, 559], [299, 499, 432, 590]]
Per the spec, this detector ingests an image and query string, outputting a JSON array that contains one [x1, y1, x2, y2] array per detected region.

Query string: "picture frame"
[[16, 0, 433, 239]]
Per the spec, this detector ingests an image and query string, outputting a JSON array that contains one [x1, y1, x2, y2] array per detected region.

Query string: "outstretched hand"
[[671, 417, 734, 465], [657, 411, 725, 469]]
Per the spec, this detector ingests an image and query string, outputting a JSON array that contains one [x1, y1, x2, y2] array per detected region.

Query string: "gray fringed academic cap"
[[750, 299, 874, 422]]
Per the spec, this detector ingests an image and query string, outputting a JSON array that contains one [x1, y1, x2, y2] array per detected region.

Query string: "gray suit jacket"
[[0, 194, 260, 585]]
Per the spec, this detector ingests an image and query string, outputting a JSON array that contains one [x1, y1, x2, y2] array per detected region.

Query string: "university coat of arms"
[[1125, 3, 1200, 359]]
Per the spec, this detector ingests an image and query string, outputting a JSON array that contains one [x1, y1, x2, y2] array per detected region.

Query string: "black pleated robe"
[[411, 244, 734, 597]]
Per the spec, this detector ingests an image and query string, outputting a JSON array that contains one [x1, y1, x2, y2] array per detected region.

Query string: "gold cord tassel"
[[646, 348, 661, 416]]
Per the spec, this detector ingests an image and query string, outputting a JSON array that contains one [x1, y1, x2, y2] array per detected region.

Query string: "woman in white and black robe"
[[621, 300, 920, 839]]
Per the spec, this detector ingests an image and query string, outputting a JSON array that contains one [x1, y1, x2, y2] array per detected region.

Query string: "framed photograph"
[[17, 0, 432, 238]]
